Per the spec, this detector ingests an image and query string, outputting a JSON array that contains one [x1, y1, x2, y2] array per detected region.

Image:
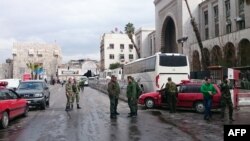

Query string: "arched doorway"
[[211, 45, 222, 65], [238, 39, 250, 66], [223, 42, 236, 67], [161, 17, 177, 53], [192, 50, 201, 71], [202, 48, 210, 67]]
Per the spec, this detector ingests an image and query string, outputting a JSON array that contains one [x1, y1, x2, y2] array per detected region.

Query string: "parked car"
[[138, 80, 221, 113], [0, 81, 28, 129], [80, 76, 89, 86], [16, 80, 50, 110]]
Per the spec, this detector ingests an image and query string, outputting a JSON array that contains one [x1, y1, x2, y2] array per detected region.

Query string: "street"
[[0, 85, 250, 141]]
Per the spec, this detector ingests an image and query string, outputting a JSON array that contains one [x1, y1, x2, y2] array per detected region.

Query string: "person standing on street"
[[65, 78, 74, 111], [72, 78, 82, 109], [220, 75, 235, 122], [79, 79, 85, 93], [200, 77, 216, 121], [165, 77, 178, 113], [126, 76, 137, 117], [107, 75, 120, 119]]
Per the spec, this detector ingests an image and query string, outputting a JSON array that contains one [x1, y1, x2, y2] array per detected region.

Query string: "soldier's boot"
[[77, 104, 81, 109], [229, 109, 235, 121], [65, 105, 70, 111], [70, 104, 73, 110]]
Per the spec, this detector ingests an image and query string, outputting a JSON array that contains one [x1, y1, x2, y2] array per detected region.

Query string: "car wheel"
[[23, 105, 29, 117], [40, 100, 46, 110], [145, 98, 155, 109], [195, 101, 205, 113], [0, 112, 9, 129]]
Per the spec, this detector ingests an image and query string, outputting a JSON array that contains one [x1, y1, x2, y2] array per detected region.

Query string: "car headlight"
[[34, 93, 43, 97]]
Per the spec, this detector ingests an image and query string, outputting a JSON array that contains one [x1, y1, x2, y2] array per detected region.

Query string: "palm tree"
[[125, 23, 141, 58]]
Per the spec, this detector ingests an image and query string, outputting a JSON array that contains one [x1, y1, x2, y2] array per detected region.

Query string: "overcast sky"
[[0, 0, 155, 63]]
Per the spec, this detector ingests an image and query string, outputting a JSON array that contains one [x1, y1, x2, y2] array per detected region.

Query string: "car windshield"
[[18, 82, 43, 90]]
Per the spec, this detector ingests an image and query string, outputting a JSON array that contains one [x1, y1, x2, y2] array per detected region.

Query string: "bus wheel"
[[145, 99, 154, 109], [194, 101, 205, 113]]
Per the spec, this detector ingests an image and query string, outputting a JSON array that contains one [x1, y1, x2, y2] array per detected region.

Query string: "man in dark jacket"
[[107, 75, 120, 119], [127, 76, 137, 117], [220, 75, 234, 122], [165, 77, 178, 113]]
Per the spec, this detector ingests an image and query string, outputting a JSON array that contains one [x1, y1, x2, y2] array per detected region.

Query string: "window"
[[109, 44, 114, 49], [204, 11, 209, 39], [225, 0, 231, 33], [124, 57, 156, 74], [159, 55, 187, 67], [129, 54, 134, 60], [129, 44, 133, 50], [180, 85, 201, 93], [237, 0, 245, 30], [214, 5, 219, 37], [109, 54, 114, 59], [120, 44, 124, 49], [120, 54, 124, 60]]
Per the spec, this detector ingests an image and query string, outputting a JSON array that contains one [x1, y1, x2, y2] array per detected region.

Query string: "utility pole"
[[184, 0, 208, 70]]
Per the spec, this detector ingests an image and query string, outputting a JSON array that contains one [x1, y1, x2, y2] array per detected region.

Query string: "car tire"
[[194, 101, 205, 113], [23, 105, 29, 117], [0, 112, 9, 129], [145, 98, 155, 109], [40, 99, 46, 110]]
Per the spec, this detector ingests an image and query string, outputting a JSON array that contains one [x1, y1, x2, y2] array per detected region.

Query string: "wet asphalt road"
[[1, 85, 250, 141]]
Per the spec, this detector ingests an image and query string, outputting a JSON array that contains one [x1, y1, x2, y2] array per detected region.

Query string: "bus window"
[[159, 55, 187, 67]]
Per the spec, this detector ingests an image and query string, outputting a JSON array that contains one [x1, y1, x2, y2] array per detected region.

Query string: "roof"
[[21, 80, 45, 83]]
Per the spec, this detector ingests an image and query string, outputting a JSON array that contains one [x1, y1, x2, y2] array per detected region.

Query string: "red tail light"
[[156, 75, 159, 88]]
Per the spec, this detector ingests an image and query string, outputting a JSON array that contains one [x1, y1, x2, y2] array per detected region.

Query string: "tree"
[[109, 63, 121, 70], [125, 23, 141, 58], [184, 0, 207, 70]]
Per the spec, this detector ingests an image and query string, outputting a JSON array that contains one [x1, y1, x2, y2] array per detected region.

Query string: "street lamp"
[[177, 37, 188, 47]]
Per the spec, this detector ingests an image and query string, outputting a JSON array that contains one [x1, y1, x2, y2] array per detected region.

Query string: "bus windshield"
[[159, 55, 187, 67]]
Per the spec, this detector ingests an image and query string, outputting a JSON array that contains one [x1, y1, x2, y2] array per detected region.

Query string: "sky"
[[0, 0, 155, 63]]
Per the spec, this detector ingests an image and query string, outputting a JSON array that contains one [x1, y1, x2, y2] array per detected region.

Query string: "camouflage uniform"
[[127, 81, 137, 117], [220, 81, 234, 120], [79, 80, 85, 92], [107, 80, 120, 118], [72, 82, 81, 109], [165, 81, 178, 113], [65, 82, 74, 110]]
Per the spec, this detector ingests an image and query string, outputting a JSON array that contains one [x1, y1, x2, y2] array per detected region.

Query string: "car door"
[[177, 85, 198, 107], [1, 89, 19, 118], [8, 90, 26, 116]]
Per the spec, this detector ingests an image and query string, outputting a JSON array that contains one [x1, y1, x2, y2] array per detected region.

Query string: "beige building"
[[12, 42, 62, 79], [100, 31, 137, 71], [0, 59, 13, 79], [154, 0, 250, 71]]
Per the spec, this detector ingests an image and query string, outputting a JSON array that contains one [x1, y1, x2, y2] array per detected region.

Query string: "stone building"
[[0, 59, 13, 79], [12, 42, 62, 79], [154, 0, 250, 71], [100, 30, 137, 71]]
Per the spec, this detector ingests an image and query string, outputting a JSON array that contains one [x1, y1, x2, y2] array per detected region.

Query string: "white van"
[[0, 79, 21, 90]]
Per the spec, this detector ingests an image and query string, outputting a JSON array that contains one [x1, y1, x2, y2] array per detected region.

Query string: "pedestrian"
[[126, 76, 137, 117], [65, 78, 74, 111], [79, 79, 85, 92], [72, 78, 82, 109], [220, 75, 235, 122], [165, 77, 178, 113], [200, 77, 216, 121], [107, 75, 120, 119]]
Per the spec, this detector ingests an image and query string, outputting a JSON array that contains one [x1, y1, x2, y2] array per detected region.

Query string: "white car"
[[80, 76, 88, 86]]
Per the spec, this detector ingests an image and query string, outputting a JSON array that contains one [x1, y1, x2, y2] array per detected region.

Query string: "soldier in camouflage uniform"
[[165, 77, 178, 113], [127, 76, 137, 117], [65, 78, 74, 111], [107, 75, 120, 119], [220, 75, 235, 122], [72, 78, 82, 109]]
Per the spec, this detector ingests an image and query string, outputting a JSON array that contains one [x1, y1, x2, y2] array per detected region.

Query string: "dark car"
[[0, 81, 28, 129], [16, 80, 50, 110], [138, 80, 221, 113]]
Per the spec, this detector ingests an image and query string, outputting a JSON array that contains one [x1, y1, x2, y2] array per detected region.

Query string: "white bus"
[[124, 52, 190, 92]]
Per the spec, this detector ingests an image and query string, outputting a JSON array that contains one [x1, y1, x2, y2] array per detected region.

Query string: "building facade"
[[12, 42, 62, 79], [100, 32, 137, 71], [154, 0, 250, 71], [0, 59, 13, 79], [135, 28, 156, 58]]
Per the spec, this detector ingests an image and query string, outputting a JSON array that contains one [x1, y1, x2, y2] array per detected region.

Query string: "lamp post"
[[177, 37, 188, 53]]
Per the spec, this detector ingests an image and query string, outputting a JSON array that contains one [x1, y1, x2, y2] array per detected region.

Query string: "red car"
[[0, 81, 28, 129], [138, 81, 221, 113]]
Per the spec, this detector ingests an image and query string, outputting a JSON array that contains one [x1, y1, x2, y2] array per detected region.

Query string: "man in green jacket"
[[200, 77, 216, 121], [127, 76, 137, 117], [107, 75, 120, 119]]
